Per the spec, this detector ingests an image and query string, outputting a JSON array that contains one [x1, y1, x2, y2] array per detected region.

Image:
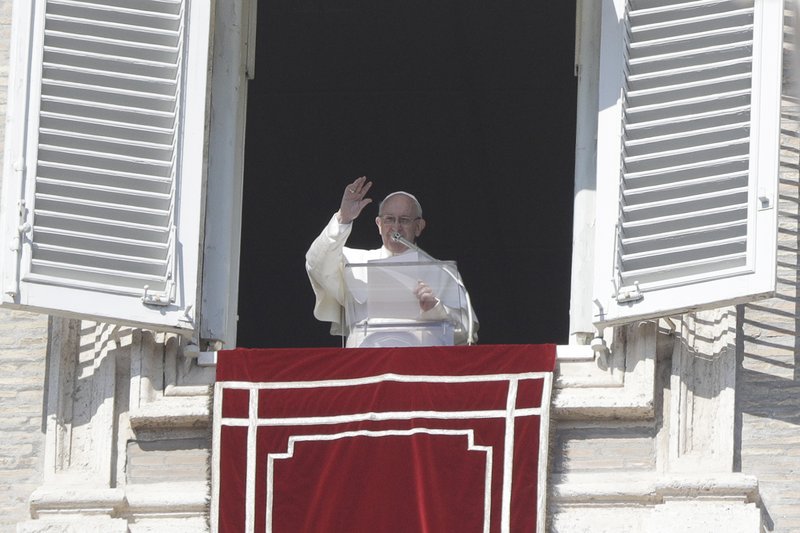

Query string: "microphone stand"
[[392, 233, 476, 345]]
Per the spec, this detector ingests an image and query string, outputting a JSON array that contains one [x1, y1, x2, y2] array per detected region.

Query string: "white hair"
[[379, 191, 423, 218]]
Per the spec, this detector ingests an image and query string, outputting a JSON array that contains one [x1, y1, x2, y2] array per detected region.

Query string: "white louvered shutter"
[[1, 0, 210, 332], [592, 0, 783, 326]]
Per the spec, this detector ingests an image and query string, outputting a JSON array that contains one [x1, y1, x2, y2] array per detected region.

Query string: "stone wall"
[[0, 311, 48, 532], [737, 13, 800, 531], [0, 0, 50, 531]]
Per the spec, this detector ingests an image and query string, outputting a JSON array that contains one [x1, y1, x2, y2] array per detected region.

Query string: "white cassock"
[[305, 213, 478, 347]]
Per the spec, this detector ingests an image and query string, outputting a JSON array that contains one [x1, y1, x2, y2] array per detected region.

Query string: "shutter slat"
[[45, 26, 180, 45], [624, 137, 749, 163], [630, 0, 747, 17], [628, 70, 751, 96], [34, 209, 170, 239], [48, 0, 182, 28], [621, 219, 747, 248], [43, 59, 178, 91], [36, 177, 171, 200], [629, 56, 752, 81], [623, 140, 750, 173], [38, 161, 172, 191], [621, 235, 746, 264], [45, 18, 180, 48], [622, 194, 747, 225], [626, 107, 750, 137], [624, 155, 749, 182], [623, 173, 748, 205], [35, 227, 168, 259], [629, 25, 753, 51], [620, 204, 747, 237], [44, 35, 180, 64], [38, 143, 173, 170], [43, 49, 178, 79], [36, 178, 172, 212], [40, 114, 174, 145], [625, 89, 751, 116], [37, 152, 172, 179], [42, 67, 177, 97], [41, 111, 174, 135], [629, 40, 752, 67], [40, 131, 173, 162], [41, 80, 177, 112], [35, 193, 171, 217], [629, 6, 754, 31], [34, 242, 167, 272], [28, 262, 166, 289], [35, 194, 171, 228], [41, 95, 175, 122], [618, 253, 747, 287], [625, 121, 750, 150]]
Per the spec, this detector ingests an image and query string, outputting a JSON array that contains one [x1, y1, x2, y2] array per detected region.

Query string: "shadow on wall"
[[734, 91, 800, 532], [735, 97, 800, 425]]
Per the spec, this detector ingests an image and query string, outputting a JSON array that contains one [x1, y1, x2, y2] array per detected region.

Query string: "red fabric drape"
[[213, 344, 555, 533]]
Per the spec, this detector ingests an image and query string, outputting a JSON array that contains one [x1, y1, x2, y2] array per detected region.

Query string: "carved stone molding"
[[551, 472, 760, 533], [553, 322, 661, 419], [663, 308, 737, 474], [128, 331, 214, 430], [21, 319, 212, 532]]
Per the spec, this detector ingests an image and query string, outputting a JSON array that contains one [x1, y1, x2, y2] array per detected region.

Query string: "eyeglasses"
[[380, 215, 420, 226]]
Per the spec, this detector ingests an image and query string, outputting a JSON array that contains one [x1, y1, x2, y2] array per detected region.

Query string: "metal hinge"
[[615, 281, 643, 304], [9, 195, 31, 251], [142, 278, 175, 306], [5, 162, 28, 298]]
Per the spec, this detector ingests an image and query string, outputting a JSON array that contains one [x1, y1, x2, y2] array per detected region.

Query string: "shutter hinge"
[[615, 281, 643, 304], [9, 199, 30, 253], [142, 281, 174, 306], [6, 163, 28, 298]]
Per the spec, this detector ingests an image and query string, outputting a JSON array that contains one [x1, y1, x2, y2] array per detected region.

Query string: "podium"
[[343, 254, 469, 347]]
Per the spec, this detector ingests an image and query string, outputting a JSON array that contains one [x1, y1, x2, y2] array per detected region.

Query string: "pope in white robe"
[[305, 177, 478, 347]]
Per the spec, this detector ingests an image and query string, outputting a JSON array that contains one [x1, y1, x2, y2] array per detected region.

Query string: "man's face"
[[375, 195, 426, 254]]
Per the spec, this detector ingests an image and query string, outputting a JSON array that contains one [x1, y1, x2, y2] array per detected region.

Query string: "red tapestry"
[[212, 344, 555, 533]]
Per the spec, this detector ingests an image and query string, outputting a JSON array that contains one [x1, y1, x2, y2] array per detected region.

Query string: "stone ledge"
[[24, 483, 208, 530], [125, 481, 208, 517], [550, 472, 759, 505], [18, 517, 128, 533], [29, 487, 126, 517], [552, 323, 657, 420], [129, 397, 210, 430], [552, 387, 655, 420]]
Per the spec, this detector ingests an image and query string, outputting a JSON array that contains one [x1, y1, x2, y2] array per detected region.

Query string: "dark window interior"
[[237, 0, 577, 347]]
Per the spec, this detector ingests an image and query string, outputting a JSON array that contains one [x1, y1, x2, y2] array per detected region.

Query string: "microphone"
[[391, 232, 419, 252]]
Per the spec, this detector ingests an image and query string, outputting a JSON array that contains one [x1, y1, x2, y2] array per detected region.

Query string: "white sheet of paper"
[[343, 254, 462, 325], [367, 255, 422, 319]]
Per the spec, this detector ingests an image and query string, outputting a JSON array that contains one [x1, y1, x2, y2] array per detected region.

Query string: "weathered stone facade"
[[0, 311, 47, 531], [0, 1, 50, 530], [736, 27, 800, 530]]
